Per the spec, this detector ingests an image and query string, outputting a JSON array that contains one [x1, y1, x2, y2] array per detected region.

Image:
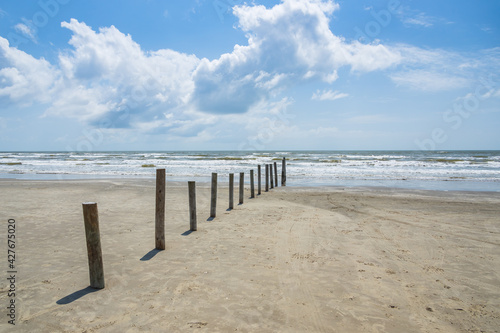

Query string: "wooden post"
[[270, 163, 274, 189], [274, 162, 278, 187], [257, 165, 261, 195], [239, 172, 244, 204], [188, 181, 197, 231], [210, 172, 217, 218], [155, 168, 165, 250], [229, 173, 234, 210], [265, 164, 269, 192], [82, 202, 105, 289], [250, 169, 255, 198], [282, 157, 286, 186]]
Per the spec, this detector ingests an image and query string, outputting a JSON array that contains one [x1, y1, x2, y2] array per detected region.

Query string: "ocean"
[[1, 150, 499, 192]]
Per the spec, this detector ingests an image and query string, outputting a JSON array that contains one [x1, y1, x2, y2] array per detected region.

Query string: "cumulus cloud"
[[1, 0, 494, 141], [191, 0, 402, 114], [52, 19, 200, 126], [2, 0, 403, 123], [0, 36, 57, 105]]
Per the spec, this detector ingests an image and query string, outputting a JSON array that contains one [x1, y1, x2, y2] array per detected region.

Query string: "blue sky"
[[0, 0, 499, 151]]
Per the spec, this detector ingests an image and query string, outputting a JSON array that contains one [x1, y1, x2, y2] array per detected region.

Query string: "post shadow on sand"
[[181, 230, 194, 236], [206, 217, 215, 222], [56, 286, 100, 305], [140, 248, 162, 261]]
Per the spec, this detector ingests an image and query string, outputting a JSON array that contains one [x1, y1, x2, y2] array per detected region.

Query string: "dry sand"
[[0, 179, 499, 332]]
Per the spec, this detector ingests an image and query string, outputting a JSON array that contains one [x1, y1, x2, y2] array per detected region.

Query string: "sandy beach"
[[1, 179, 499, 332]]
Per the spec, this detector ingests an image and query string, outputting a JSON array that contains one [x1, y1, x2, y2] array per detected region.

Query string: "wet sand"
[[0, 179, 499, 332]]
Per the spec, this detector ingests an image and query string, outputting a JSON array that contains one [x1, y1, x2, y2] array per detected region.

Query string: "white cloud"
[[480, 26, 492, 33], [1, 1, 404, 134], [390, 70, 469, 92], [387, 45, 500, 92], [43, 85, 117, 122], [0, 36, 57, 105], [398, 7, 453, 29], [1, 19, 205, 135], [458, 88, 500, 101], [312, 89, 348, 101], [52, 19, 200, 125], [1, 0, 498, 142], [307, 126, 339, 137], [14, 23, 35, 40], [403, 13, 434, 27], [14, 22, 37, 43], [190, 0, 402, 114], [395, 45, 457, 65]]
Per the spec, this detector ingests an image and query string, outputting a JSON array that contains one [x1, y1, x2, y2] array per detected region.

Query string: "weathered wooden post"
[[265, 164, 269, 192], [274, 162, 278, 187], [155, 168, 165, 250], [250, 169, 255, 198], [282, 157, 286, 186], [82, 202, 105, 289], [257, 165, 262, 195], [210, 172, 217, 218], [229, 173, 234, 209], [188, 181, 197, 231], [270, 163, 274, 189], [239, 172, 244, 204]]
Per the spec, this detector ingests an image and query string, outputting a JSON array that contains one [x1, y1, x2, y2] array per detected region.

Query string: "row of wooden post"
[[82, 158, 286, 289]]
